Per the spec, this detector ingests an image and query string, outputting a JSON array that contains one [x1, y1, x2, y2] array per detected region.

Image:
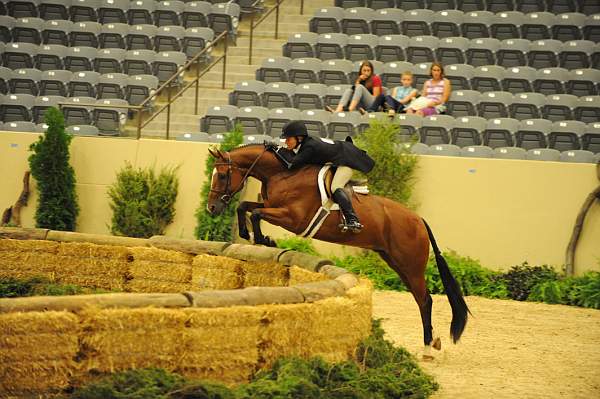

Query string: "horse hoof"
[[422, 354, 435, 362], [432, 337, 441, 351]]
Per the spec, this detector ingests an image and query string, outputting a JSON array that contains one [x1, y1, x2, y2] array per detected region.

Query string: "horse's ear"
[[216, 149, 225, 159], [208, 147, 220, 159]]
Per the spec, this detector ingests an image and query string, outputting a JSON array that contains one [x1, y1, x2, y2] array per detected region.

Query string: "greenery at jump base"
[[277, 236, 600, 310], [195, 124, 244, 241], [108, 163, 180, 238], [28, 107, 79, 231], [67, 320, 438, 399], [0, 276, 113, 298]]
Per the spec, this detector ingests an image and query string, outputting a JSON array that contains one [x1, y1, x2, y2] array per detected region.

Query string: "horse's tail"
[[422, 219, 470, 343]]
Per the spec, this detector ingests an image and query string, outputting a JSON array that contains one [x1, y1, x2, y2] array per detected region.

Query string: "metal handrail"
[[248, 0, 285, 65], [58, 30, 229, 140]]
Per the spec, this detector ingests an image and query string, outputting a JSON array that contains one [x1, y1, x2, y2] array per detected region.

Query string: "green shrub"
[[108, 163, 179, 238], [70, 320, 437, 399], [354, 119, 418, 207], [0, 277, 112, 298], [565, 272, 600, 309], [502, 263, 559, 301], [528, 280, 565, 304], [195, 125, 244, 241], [276, 236, 319, 256], [28, 107, 79, 231]]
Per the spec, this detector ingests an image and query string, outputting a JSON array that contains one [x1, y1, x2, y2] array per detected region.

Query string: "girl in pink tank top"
[[406, 62, 451, 117]]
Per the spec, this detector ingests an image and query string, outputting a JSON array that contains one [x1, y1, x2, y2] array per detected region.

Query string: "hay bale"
[[278, 251, 333, 271], [288, 266, 330, 285], [0, 311, 79, 396], [223, 244, 287, 263], [0, 239, 60, 280], [0, 227, 49, 240], [149, 236, 230, 255], [126, 247, 193, 293], [241, 261, 289, 287], [185, 286, 304, 308], [47, 231, 149, 248], [179, 307, 263, 383], [192, 254, 244, 290]]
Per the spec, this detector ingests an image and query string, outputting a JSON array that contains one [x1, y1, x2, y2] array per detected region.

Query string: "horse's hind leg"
[[237, 201, 263, 240], [377, 250, 440, 360]]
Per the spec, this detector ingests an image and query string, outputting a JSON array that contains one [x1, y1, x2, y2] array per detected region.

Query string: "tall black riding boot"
[[332, 188, 363, 233]]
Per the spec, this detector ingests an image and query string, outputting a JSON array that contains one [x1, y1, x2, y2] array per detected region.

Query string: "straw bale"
[[52, 255, 128, 290], [0, 238, 58, 253], [129, 246, 193, 263], [335, 273, 359, 290], [288, 266, 329, 285], [127, 278, 191, 293], [47, 230, 149, 248], [192, 254, 244, 290], [0, 226, 49, 240], [128, 260, 191, 281], [319, 265, 349, 279], [185, 286, 304, 308], [57, 241, 130, 260], [278, 251, 334, 271], [0, 361, 75, 396], [293, 280, 347, 302], [149, 235, 230, 255], [0, 310, 78, 336], [241, 261, 289, 287], [0, 252, 60, 280], [0, 293, 190, 313], [223, 243, 286, 263]]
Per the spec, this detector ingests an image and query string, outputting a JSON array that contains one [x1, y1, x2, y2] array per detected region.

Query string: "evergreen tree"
[[28, 107, 79, 231], [195, 125, 244, 241]]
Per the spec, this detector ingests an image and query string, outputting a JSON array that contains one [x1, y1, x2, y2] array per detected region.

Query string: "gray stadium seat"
[[466, 38, 500, 67], [13, 17, 44, 44], [396, 113, 422, 141], [300, 109, 330, 138], [559, 40, 594, 69], [262, 82, 295, 109], [7, 0, 40, 19], [375, 34, 408, 63], [552, 12, 585, 41], [32, 95, 65, 123], [316, 33, 348, 60], [547, 0, 576, 14], [492, 146, 527, 159], [99, 22, 128, 49], [208, 2, 239, 41], [580, 1, 600, 15], [35, 43, 67, 71], [471, 65, 504, 92], [420, 114, 454, 145], [182, 27, 213, 61], [0, 93, 35, 121], [94, 48, 126, 74], [345, 34, 378, 61], [283, 32, 318, 59], [582, 122, 600, 153], [401, 9, 433, 37], [154, 25, 184, 53], [371, 8, 403, 36], [123, 49, 154, 76], [265, 107, 301, 137], [64, 45, 96, 72], [93, 98, 127, 135], [255, 56, 291, 83], [411, 62, 433, 88], [528, 39, 561, 69], [319, 58, 352, 85], [97, 72, 127, 99], [460, 145, 493, 158], [341, 7, 373, 35], [526, 148, 560, 161], [429, 143, 461, 156], [0, 67, 11, 95], [533, 67, 567, 95], [436, 36, 469, 66], [127, 0, 154, 25], [324, 84, 351, 108], [68, 70, 99, 97], [125, 74, 158, 109], [154, 0, 184, 27], [3, 42, 38, 69], [182, 1, 210, 29], [10, 68, 42, 95], [428, 0, 458, 11], [406, 141, 429, 155], [61, 95, 95, 126], [379, 60, 412, 88], [451, 116, 485, 147], [234, 106, 269, 136], [288, 57, 321, 84], [229, 80, 265, 107], [516, 118, 551, 149], [486, 0, 514, 12], [69, 20, 100, 47], [502, 66, 536, 93], [334, 0, 366, 8], [574, 96, 600, 124], [447, 89, 480, 117], [521, 12, 555, 41], [328, 110, 361, 139], [293, 83, 327, 110], [478, 91, 513, 119], [153, 51, 186, 85], [444, 63, 474, 90], [127, 24, 157, 51], [2, 120, 37, 132], [483, 117, 519, 148], [0, 16, 16, 43], [200, 104, 237, 134], [509, 92, 545, 120], [560, 149, 595, 163], [491, 11, 525, 40], [406, 35, 438, 64], [396, 0, 426, 11], [497, 38, 530, 67], [98, 0, 128, 24], [543, 93, 578, 121], [39, 69, 71, 96], [310, 7, 343, 34], [549, 120, 585, 151], [461, 10, 493, 39], [175, 132, 210, 141], [368, 0, 397, 10], [583, 13, 600, 42], [566, 68, 600, 97], [39, 0, 70, 21], [431, 10, 463, 38], [70, 0, 100, 22], [456, 0, 486, 13]]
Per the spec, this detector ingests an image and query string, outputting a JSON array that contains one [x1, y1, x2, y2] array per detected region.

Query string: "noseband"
[[210, 148, 266, 204]]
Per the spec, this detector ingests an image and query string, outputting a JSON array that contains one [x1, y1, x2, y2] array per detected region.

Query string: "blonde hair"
[[401, 71, 413, 78]]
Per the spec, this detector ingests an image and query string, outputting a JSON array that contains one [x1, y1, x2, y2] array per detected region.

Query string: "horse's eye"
[[218, 173, 227, 180]]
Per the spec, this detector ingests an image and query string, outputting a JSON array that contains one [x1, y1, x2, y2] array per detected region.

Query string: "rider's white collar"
[[293, 143, 301, 154]]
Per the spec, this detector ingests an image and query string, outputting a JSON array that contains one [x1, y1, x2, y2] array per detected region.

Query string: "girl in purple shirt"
[[406, 62, 451, 117]]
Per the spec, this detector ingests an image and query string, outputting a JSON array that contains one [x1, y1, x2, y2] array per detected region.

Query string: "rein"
[[210, 148, 267, 204]]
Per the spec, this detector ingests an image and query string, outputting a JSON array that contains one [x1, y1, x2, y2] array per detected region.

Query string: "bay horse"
[[206, 144, 469, 358]]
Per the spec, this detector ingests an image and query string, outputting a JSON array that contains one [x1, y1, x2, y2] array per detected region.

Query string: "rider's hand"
[[264, 141, 278, 151]]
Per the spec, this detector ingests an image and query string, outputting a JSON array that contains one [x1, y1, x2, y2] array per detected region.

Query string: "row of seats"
[[255, 58, 600, 94], [332, 0, 599, 15], [309, 7, 600, 40], [199, 104, 600, 153], [0, 72, 158, 108], [408, 142, 599, 163], [284, 33, 600, 70], [1, 45, 188, 84], [0, 1, 240, 39], [0, 94, 128, 134], [0, 19, 215, 54]]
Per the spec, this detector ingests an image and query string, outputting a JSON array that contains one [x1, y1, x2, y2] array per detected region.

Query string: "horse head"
[[206, 148, 239, 215]]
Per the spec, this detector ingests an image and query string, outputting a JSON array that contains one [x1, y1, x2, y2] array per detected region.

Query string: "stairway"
[[133, 0, 326, 139]]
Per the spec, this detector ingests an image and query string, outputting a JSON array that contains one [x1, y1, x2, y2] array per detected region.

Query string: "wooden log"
[[223, 243, 287, 263], [46, 231, 149, 248], [149, 235, 230, 255], [0, 293, 191, 313], [184, 286, 305, 308], [0, 227, 49, 240], [335, 273, 359, 290], [319, 265, 349, 279], [277, 251, 334, 272], [292, 280, 347, 302]]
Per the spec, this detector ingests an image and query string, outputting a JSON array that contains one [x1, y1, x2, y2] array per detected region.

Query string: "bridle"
[[210, 148, 267, 204]]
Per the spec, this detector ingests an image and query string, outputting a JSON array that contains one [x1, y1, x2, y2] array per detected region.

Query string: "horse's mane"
[[232, 143, 268, 151]]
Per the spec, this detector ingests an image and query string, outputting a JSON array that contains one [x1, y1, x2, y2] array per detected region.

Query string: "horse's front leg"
[[250, 207, 294, 247], [237, 201, 264, 240]]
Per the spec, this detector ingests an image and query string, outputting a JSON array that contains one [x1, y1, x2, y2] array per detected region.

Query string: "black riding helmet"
[[280, 120, 308, 139]]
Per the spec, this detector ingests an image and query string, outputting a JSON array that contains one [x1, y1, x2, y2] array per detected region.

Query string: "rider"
[[267, 120, 375, 233]]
